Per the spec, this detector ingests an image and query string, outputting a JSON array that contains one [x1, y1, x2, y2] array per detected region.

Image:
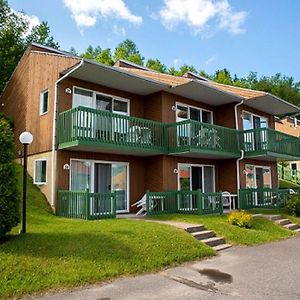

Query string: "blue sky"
[[8, 0, 300, 81]]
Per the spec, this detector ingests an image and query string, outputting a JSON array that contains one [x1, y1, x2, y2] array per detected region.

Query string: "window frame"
[[34, 159, 47, 185], [245, 164, 272, 189], [175, 102, 214, 124], [72, 86, 130, 116], [242, 110, 269, 130], [40, 89, 49, 116]]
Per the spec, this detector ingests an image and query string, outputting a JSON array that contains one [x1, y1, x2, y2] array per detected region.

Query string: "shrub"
[[0, 117, 19, 238], [227, 210, 253, 228], [285, 194, 300, 216]]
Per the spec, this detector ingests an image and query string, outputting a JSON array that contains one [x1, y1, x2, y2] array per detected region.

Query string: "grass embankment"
[[150, 214, 294, 246], [0, 166, 214, 299]]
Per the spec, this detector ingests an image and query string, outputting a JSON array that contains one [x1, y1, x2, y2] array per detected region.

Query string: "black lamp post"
[[19, 131, 33, 234]]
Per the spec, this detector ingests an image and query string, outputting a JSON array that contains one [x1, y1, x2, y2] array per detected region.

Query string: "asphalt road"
[[37, 235, 300, 300]]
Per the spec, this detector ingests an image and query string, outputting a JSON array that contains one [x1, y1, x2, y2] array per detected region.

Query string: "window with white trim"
[[176, 103, 213, 124], [40, 90, 49, 115], [34, 160, 47, 184]]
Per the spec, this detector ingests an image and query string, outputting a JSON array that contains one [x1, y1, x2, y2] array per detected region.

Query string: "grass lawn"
[[279, 179, 300, 189], [0, 166, 214, 299], [150, 214, 294, 246]]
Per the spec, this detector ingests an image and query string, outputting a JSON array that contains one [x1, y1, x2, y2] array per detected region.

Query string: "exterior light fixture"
[[19, 131, 33, 234]]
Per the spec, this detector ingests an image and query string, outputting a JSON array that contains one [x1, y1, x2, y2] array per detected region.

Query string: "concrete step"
[[185, 225, 205, 233], [284, 223, 299, 231], [202, 237, 225, 247], [191, 230, 215, 240], [263, 215, 282, 221], [213, 243, 232, 251], [275, 219, 291, 226], [293, 228, 300, 233]]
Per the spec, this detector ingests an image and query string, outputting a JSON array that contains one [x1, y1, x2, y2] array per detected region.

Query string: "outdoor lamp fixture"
[[19, 131, 33, 234]]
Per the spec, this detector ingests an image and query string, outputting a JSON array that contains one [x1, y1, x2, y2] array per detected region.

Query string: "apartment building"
[[1, 43, 300, 216]]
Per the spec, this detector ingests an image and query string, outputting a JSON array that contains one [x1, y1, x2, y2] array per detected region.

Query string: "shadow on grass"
[[0, 231, 136, 262]]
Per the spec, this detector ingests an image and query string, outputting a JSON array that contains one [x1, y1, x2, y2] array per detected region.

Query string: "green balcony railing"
[[239, 188, 290, 209], [58, 106, 166, 153], [166, 120, 240, 157], [242, 128, 300, 159], [278, 165, 300, 185], [146, 190, 223, 215], [57, 190, 116, 220]]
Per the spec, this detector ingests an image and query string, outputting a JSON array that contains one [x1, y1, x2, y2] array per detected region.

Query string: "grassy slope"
[[0, 166, 214, 299], [150, 214, 294, 246], [279, 179, 300, 189]]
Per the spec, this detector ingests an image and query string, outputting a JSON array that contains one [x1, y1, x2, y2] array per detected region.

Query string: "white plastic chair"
[[222, 191, 232, 210]]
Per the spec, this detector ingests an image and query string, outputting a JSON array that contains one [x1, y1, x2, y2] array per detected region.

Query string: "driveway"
[[37, 236, 300, 300]]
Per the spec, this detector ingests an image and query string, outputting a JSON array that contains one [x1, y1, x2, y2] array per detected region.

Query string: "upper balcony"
[[241, 128, 300, 160], [166, 120, 240, 158], [58, 106, 166, 156]]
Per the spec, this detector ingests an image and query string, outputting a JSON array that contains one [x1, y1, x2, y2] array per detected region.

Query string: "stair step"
[[284, 223, 299, 230], [191, 230, 215, 240], [185, 225, 205, 233], [213, 243, 232, 251], [275, 219, 291, 226], [202, 237, 225, 247], [293, 228, 300, 233], [264, 215, 282, 221]]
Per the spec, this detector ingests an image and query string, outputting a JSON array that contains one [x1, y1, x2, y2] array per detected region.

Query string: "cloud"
[[173, 58, 182, 68], [112, 24, 126, 36], [159, 0, 247, 35], [12, 9, 41, 36], [205, 55, 216, 65], [63, 0, 142, 28]]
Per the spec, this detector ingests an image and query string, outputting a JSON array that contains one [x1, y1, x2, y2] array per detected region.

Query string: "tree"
[[213, 68, 233, 85], [81, 45, 102, 60], [96, 48, 114, 66], [25, 22, 59, 49], [114, 39, 144, 65], [0, 0, 59, 93], [0, 115, 19, 238], [69, 47, 78, 56], [146, 58, 166, 73]]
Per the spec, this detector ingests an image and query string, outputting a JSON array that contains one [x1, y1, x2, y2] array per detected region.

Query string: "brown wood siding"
[[144, 92, 163, 122], [56, 150, 145, 212], [215, 103, 236, 129], [0, 50, 79, 156], [217, 159, 237, 193], [58, 77, 146, 118]]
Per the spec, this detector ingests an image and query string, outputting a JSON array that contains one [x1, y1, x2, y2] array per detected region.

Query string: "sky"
[[8, 0, 300, 81]]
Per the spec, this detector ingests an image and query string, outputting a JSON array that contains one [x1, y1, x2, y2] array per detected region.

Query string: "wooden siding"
[[0, 50, 79, 156]]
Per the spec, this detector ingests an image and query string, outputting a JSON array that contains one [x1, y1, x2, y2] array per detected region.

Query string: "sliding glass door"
[[70, 160, 129, 213], [245, 164, 271, 204]]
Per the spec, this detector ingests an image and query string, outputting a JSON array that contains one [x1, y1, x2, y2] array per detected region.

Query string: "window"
[[176, 103, 213, 124], [73, 87, 129, 116], [242, 111, 268, 130], [34, 160, 47, 184], [40, 90, 49, 115], [291, 163, 297, 171]]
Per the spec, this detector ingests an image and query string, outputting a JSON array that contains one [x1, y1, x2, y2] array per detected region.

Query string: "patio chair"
[[222, 191, 232, 210]]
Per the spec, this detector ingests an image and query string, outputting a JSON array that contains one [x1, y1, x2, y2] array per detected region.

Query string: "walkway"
[[37, 236, 300, 300]]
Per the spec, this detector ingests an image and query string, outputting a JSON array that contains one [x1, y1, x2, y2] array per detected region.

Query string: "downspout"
[[51, 59, 84, 206], [234, 99, 244, 206]]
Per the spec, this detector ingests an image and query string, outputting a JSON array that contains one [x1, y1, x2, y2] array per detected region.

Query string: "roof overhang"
[[245, 94, 300, 117], [168, 80, 242, 105], [61, 59, 169, 96]]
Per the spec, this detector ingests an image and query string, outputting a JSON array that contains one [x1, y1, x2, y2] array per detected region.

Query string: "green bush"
[[0, 117, 19, 238], [227, 210, 253, 228], [285, 194, 300, 216]]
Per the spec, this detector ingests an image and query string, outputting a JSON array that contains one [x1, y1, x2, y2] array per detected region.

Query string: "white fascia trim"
[[50, 59, 84, 206]]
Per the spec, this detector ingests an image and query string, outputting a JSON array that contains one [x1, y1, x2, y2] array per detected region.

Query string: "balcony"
[[58, 106, 166, 155], [242, 128, 300, 160], [166, 120, 240, 158]]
